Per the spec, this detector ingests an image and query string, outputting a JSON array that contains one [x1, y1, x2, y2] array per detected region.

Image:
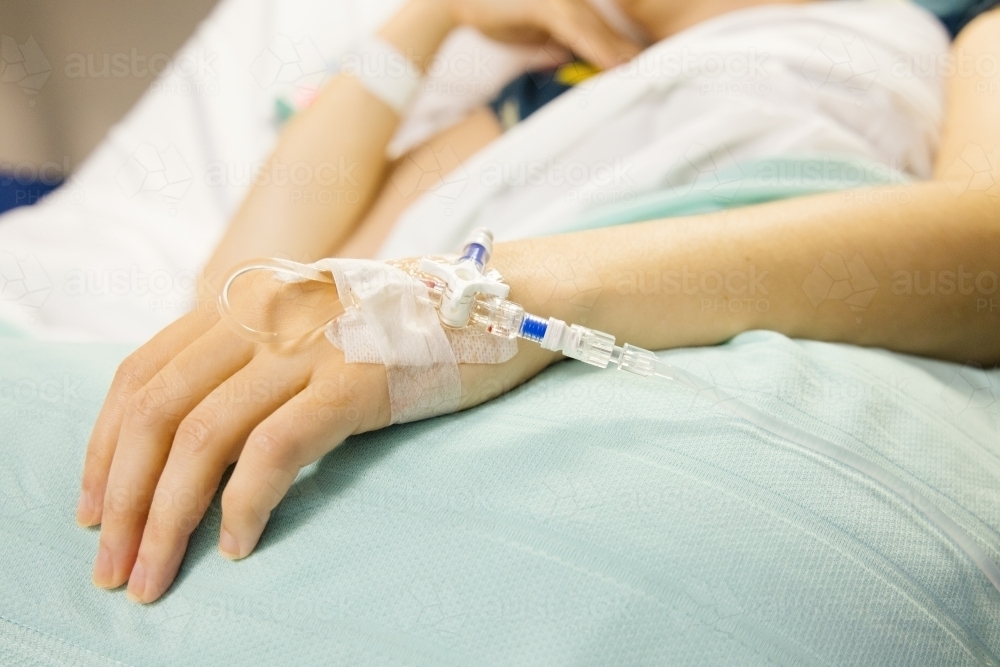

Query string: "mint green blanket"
[[2, 157, 998, 665], [2, 331, 998, 665], [555, 155, 910, 233]]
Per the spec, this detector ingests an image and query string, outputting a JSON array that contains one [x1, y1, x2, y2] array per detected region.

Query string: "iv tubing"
[[218, 259, 341, 344]]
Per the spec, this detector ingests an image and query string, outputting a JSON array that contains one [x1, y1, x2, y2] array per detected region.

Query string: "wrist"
[[490, 240, 597, 367]]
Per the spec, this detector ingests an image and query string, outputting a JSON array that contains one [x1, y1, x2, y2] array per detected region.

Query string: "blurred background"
[[1, 0, 218, 210]]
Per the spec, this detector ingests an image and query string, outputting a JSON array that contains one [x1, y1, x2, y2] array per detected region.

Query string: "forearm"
[[202, 0, 455, 293], [495, 182, 1000, 364], [494, 10, 1000, 366]]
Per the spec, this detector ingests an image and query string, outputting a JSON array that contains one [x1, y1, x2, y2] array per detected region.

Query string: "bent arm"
[[200, 0, 641, 296], [495, 10, 1000, 365], [201, 0, 457, 292]]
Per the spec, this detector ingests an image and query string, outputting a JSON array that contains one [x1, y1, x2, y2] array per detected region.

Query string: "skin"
[[200, 0, 644, 288], [77, 3, 999, 604]]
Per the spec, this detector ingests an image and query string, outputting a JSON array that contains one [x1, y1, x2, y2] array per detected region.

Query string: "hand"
[[441, 0, 643, 70], [76, 264, 553, 604]]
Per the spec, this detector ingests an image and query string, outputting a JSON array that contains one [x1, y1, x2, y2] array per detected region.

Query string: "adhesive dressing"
[[218, 240, 516, 423]]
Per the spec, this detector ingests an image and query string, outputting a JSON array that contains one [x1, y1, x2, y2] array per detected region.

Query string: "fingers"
[[541, 0, 642, 70], [126, 352, 311, 604], [217, 365, 380, 560], [78, 308, 218, 527], [93, 322, 254, 590]]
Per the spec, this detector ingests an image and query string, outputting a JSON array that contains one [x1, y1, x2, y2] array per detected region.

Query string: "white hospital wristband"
[[339, 37, 422, 116]]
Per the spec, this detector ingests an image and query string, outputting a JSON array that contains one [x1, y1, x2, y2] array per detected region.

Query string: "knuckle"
[[173, 413, 218, 457], [142, 510, 175, 544], [113, 354, 157, 394], [246, 429, 289, 467], [124, 389, 164, 430]]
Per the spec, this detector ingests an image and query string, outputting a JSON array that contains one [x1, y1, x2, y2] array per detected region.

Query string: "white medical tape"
[[338, 38, 422, 117], [289, 258, 517, 424]]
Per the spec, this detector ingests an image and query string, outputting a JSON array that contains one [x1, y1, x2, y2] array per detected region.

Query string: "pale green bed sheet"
[[1, 330, 998, 666]]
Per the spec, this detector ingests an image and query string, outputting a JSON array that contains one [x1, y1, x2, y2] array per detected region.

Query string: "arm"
[[492, 9, 1000, 365], [202, 0, 640, 292], [200, 0, 455, 290], [494, 181, 999, 366]]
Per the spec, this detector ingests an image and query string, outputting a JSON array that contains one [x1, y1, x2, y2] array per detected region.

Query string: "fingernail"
[[126, 561, 148, 604], [92, 545, 114, 588], [219, 528, 242, 560], [76, 491, 97, 527]]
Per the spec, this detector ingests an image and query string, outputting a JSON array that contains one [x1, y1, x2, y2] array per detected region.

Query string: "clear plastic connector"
[[563, 325, 615, 368], [470, 297, 525, 339], [617, 343, 658, 377]]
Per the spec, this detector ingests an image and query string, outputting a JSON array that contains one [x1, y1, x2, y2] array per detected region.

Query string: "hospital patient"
[[75, 0, 1000, 604]]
